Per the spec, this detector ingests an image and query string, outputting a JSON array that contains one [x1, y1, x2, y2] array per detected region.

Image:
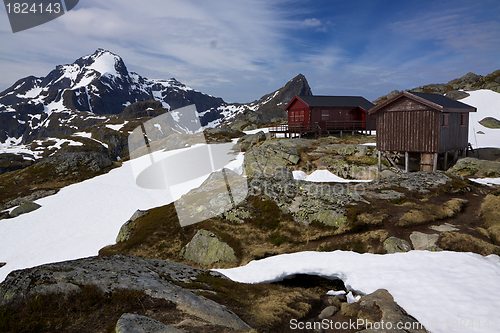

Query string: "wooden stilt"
[[444, 151, 448, 171], [405, 152, 409, 173], [433, 153, 438, 171], [378, 151, 382, 172]]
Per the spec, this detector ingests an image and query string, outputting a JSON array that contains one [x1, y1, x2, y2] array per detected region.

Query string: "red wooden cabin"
[[284, 95, 376, 135]]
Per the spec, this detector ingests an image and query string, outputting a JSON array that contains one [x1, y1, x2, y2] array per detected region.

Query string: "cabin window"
[[298, 110, 304, 122], [461, 113, 467, 126], [321, 110, 329, 121], [442, 113, 449, 127]]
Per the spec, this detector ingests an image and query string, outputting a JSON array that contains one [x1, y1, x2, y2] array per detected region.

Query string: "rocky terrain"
[[374, 70, 500, 104], [1, 68, 500, 332], [2, 128, 500, 331]]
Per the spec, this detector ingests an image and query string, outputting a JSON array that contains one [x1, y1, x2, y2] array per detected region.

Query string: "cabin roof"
[[369, 91, 476, 114], [409, 92, 476, 109], [286, 95, 375, 111]]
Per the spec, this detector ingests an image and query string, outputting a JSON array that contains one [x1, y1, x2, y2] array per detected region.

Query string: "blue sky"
[[1, 0, 500, 103]]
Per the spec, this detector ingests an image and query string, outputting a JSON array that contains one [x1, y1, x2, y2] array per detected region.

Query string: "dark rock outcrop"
[[0, 255, 252, 331]]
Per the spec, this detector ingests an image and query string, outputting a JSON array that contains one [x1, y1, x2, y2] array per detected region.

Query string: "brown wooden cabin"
[[369, 91, 477, 171], [278, 95, 375, 137]]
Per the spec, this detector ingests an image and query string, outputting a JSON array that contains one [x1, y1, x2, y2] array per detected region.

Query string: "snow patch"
[[215, 251, 500, 333]]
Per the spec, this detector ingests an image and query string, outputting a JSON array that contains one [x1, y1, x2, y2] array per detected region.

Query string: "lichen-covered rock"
[[180, 230, 237, 265], [115, 313, 184, 333], [248, 173, 364, 226], [366, 171, 451, 193], [314, 144, 368, 157], [273, 167, 294, 181], [0, 255, 251, 331], [175, 168, 248, 227], [384, 237, 411, 254], [1, 189, 57, 211], [363, 190, 405, 201], [234, 131, 266, 151], [244, 141, 300, 175], [315, 155, 378, 180], [449, 157, 500, 177], [116, 210, 149, 243], [10, 201, 41, 218]]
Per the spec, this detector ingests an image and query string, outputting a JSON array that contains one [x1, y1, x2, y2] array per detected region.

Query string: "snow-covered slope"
[[215, 251, 500, 333], [0, 142, 244, 283], [460, 90, 500, 148]]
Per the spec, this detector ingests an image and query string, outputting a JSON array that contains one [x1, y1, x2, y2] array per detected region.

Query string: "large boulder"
[[9, 201, 41, 218], [244, 141, 300, 176], [0, 255, 252, 331], [247, 173, 365, 226], [180, 230, 237, 265], [234, 130, 266, 151], [410, 232, 441, 251], [116, 210, 149, 243], [174, 168, 248, 227], [449, 157, 500, 177], [384, 237, 411, 254]]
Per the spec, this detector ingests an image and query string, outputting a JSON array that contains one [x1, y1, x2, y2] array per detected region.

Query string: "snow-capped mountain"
[[205, 73, 312, 128], [0, 49, 311, 149], [0, 49, 225, 144]]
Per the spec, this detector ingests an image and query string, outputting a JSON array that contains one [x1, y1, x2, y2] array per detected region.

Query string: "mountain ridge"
[[374, 70, 500, 104]]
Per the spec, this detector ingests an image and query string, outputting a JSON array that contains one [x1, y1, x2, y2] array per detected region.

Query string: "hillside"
[[374, 69, 500, 104]]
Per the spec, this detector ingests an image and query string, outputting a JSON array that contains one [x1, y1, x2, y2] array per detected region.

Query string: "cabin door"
[[320, 110, 329, 130]]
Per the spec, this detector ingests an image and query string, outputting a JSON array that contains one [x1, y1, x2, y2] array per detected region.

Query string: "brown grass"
[[397, 198, 467, 227], [480, 194, 500, 245], [437, 231, 500, 256]]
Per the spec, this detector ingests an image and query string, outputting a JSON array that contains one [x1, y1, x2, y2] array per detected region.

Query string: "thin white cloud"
[[390, 10, 500, 53], [299, 18, 331, 32]]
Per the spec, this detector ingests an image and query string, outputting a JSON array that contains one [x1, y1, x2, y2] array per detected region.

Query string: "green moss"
[[345, 155, 378, 166], [479, 117, 500, 129]]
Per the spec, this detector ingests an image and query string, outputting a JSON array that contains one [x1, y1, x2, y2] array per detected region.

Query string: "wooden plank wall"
[[438, 112, 469, 152], [377, 110, 439, 152]]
